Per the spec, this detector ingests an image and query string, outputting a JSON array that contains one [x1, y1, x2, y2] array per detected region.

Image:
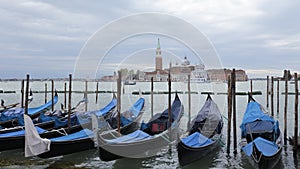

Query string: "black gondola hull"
[[38, 138, 95, 158], [177, 140, 219, 166], [99, 145, 123, 161], [243, 147, 282, 169], [0, 124, 83, 151]]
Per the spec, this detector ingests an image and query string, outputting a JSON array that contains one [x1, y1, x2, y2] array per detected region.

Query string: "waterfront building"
[[190, 64, 208, 83]]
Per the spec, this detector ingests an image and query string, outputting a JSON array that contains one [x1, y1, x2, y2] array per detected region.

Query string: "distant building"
[[144, 70, 169, 81], [190, 64, 208, 83], [207, 69, 247, 81], [144, 38, 169, 81], [144, 38, 210, 82], [101, 75, 117, 81], [169, 57, 195, 81], [235, 69, 248, 81], [141, 38, 249, 82]]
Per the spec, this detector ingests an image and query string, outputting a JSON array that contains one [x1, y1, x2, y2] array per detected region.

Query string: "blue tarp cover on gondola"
[[0, 96, 58, 122], [94, 98, 117, 117], [106, 130, 152, 144], [127, 98, 145, 119], [0, 126, 46, 137], [240, 101, 279, 138], [242, 137, 279, 157], [245, 120, 274, 134], [76, 97, 117, 125], [107, 98, 145, 128], [50, 129, 93, 142], [38, 113, 78, 128], [181, 132, 213, 147]]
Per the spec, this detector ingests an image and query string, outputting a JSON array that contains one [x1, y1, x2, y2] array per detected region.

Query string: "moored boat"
[[25, 97, 145, 158], [177, 94, 223, 166], [0, 97, 116, 152], [98, 93, 184, 161], [240, 95, 282, 169], [0, 92, 58, 128]]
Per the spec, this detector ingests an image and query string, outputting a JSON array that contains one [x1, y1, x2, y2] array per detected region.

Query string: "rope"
[[221, 114, 228, 121], [52, 128, 68, 136]]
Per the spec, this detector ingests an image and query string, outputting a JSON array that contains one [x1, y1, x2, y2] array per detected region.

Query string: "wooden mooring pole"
[[68, 74, 72, 132], [187, 75, 191, 130], [21, 80, 24, 108], [51, 80, 54, 111], [284, 70, 288, 145], [168, 71, 172, 152], [96, 82, 99, 104], [25, 74, 29, 115], [44, 83, 47, 104], [232, 69, 237, 154], [85, 80, 88, 112], [294, 73, 298, 152], [271, 76, 274, 117], [117, 71, 122, 135], [267, 76, 269, 109], [227, 75, 232, 154], [277, 79, 280, 114], [64, 82, 67, 109], [151, 77, 154, 118], [250, 80, 253, 96]]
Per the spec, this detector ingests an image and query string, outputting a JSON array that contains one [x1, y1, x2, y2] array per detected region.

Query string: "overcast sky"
[[0, 0, 299, 79]]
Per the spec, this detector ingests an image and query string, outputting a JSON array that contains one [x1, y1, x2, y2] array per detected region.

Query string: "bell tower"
[[155, 38, 162, 71]]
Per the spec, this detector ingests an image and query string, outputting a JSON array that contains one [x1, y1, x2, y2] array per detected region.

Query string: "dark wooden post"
[[168, 71, 172, 152], [51, 80, 54, 111], [267, 76, 269, 108], [123, 82, 125, 94], [168, 72, 172, 130], [187, 75, 191, 130], [284, 70, 288, 145], [294, 73, 298, 152], [21, 80, 24, 108], [232, 69, 237, 154], [117, 71, 122, 134], [277, 79, 280, 114], [85, 80, 88, 111], [227, 75, 232, 154], [96, 82, 99, 104], [64, 82, 67, 109], [44, 83, 47, 104], [151, 77, 154, 118], [271, 76, 274, 117], [68, 74, 72, 132], [250, 80, 253, 96], [24, 74, 29, 115]]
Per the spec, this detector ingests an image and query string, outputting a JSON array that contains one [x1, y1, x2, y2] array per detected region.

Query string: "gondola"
[[0, 97, 87, 134], [25, 97, 145, 158], [0, 92, 58, 128], [0, 96, 117, 152], [98, 93, 184, 161], [240, 95, 282, 169], [177, 94, 223, 166]]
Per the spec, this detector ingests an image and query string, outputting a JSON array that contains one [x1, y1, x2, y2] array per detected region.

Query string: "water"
[[0, 80, 299, 168]]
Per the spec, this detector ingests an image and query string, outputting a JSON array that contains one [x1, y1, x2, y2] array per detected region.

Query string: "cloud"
[[0, 0, 300, 78]]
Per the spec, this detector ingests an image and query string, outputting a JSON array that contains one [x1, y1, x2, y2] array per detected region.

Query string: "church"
[[143, 38, 206, 82], [143, 38, 169, 81]]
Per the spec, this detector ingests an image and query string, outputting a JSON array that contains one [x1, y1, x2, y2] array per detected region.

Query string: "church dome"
[[182, 56, 190, 66]]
